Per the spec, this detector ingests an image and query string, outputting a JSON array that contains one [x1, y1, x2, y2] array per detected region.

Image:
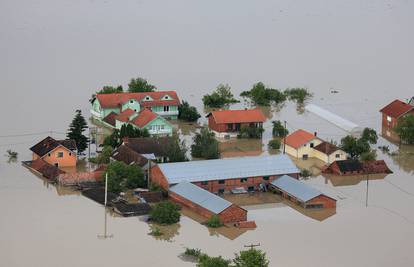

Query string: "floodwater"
[[1, 0, 414, 266]]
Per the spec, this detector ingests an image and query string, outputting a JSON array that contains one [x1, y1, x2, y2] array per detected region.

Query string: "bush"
[[202, 84, 239, 108], [233, 248, 270, 267], [272, 120, 288, 137], [184, 248, 202, 258], [268, 139, 281, 150], [197, 254, 231, 267], [300, 169, 312, 178], [191, 128, 220, 159], [105, 161, 145, 193], [178, 101, 201, 122], [284, 88, 313, 103], [150, 201, 181, 225], [206, 215, 223, 228], [166, 135, 188, 162], [88, 145, 112, 164], [148, 227, 163, 237], [238, 126, 264, 139], [360, 150, 377, 162]]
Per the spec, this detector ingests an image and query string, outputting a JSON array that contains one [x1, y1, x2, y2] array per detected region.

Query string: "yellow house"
[[283, 129, 347, 164]]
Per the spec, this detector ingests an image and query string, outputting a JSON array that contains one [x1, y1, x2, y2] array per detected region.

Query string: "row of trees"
[[202, 83, 312, 108]]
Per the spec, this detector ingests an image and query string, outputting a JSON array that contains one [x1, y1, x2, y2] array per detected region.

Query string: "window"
[[48, 153, 51, 157], [201, 181, 208, 185], [54, 163, 59, 167], [164, 106, 169, 112], [130, 100, 134, 104], [387, 116, 392, 122], [218, 180, 225, 184], [248, 186, 255, 192], [57, 152, 64, 158], [335, 154, 340, 158], [263, 176, 270, 181], [69, 152, 72, 156], [160, 125, 164, 130], [240, 178, 248, 183], [310, 143, 314, 148]]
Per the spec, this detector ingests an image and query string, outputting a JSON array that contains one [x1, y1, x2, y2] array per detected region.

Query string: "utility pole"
[[104, 173, 108, 207], [365, 173, 369, 207], [98, 173, 113, 239], [244, 243, 261, 250], [88, 127, 91, 160], [283, 120, 287, 154]]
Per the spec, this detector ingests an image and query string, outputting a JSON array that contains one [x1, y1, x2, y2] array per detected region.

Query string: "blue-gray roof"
[[270, 175, 329, 202], [169, 181, 233, 214], [158, 155, 299, 184]]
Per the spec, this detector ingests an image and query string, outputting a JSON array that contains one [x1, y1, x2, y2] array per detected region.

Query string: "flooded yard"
[[1, 0, 414, 266]]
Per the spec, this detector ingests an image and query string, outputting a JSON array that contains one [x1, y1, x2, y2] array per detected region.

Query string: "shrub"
[[197, 254, 231, 267], [360, 150, 377, 162], [105, 161, 145, 193], [128, 77, 156, 92], [88, 145, 112, 164], [184, 248, 202, 258], [394, 114, 414, 144], [268, 139, 281, 150], [178, 101, 201, 122], [300, 169, 312, 178], [203, 84, 239, 108], [150, 201, 181, 225], [206, 215, 223, 228], [148, 227, 163, 237], [233, 248, 270, 267], [272, 120, 288, 137]]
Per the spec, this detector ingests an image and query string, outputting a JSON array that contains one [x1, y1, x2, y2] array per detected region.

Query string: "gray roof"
[[158, 155, 299, 184], [169, 181, 233, 214], [270, 175, 330, 202]]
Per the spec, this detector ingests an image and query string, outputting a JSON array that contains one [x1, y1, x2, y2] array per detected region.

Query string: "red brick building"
[[206, 109, 266, 138], [380, 99, 414, 141], [150, 155, 300, 194], [169, 181, 247, 223], [270, 175, 336, 209]]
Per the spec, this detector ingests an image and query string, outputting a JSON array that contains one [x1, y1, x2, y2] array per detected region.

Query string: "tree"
[[197, 255, 231, 267], [97, 85, 123, 94], [361, 128, 378, 145], [103, 124, 150, 149], [284, 88, 313, 103], [166, 135, 188, 162], [128, 77, 156, 92], [240, 82, 286, 106], [191, 128, 220, 159], [360, 150, 377, 162], [178, 101, 201, 122], [150, 201, 181, 225], [202, 84, 239, 108], [233, 248, 270, 267], [67, 110, 89, 153], [394, 114, 414, 144], [268, 139, 281, 149], [272, 120, 289, 137], [206, 215, 223, 228], [89, 145, 113, 164], [105, 161, 145, 193], [340, 128, 378, 160]]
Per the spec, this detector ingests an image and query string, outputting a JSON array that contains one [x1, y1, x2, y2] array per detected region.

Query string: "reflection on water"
[[98, 208, 114, 240], [391, 145, 414, 174], [219, 139, 263, 158]]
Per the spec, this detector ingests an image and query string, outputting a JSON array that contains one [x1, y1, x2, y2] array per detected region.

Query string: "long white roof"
[[158, 155, 299, 184]]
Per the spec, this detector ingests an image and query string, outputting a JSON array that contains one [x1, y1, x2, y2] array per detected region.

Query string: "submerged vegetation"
[[203, 84, 239, 108], [268, 139, 281, 150], [191, 127, 220, 159], [394, 114, 414, 144], [150, 201, 181, 225], [179, 101, 201, 122], [340, 128, 378, 160], [105, 161, 145, 193], [237, 126, 264, 139], [284, 88, 313, 104], [272, 120, 289, 138], [206, 215, 223, 228], [300, 169, 312, 178]]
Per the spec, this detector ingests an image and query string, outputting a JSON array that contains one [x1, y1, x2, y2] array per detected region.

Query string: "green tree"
[[191, 128, 220, 159], [178, 101, 201, 122], [272, 120, 289, 137], [150, 201, 181, 225], [202, 84, 239, 108], [128, 77, 157, 92], [103, 124, 150, 149], [166, 135, 188, 162], [197, 255, 231, 267], [233, 248, 270, 267], [268, 139, 281, 149], [340, 135, 370, 159], [361, 128, 378, 145], [360, 150, 377, 162], [67, 110, 89, 153], [394, 115, 414, 144], [206, 215, 223, 228], [105, 161, 145, 193], [240, 82, 286, 106], [284, 88, 313, 103], [98, 85, 123, 94], [89, 145, 113, 164]]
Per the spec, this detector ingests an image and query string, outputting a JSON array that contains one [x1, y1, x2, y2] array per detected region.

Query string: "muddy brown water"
[[1, 0, 414, 266]]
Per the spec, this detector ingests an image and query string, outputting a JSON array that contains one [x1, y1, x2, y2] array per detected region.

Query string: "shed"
[[169, 181, 247, 223], [270, 175, 336, 209]]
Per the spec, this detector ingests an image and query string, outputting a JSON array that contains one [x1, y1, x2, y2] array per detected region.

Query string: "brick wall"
[[150, 165, 169, 190], [219, 205, 247, 223], [307, 195, 337, 208]]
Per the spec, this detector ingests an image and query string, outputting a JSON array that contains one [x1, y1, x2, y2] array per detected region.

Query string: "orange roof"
[[131, 108, 158, 128], [95, 91, 180, 108], [115, 108, 136, 122], [207, 109, 266, 124], [284, 129, 317, 149], [380, 99, 414, 118]]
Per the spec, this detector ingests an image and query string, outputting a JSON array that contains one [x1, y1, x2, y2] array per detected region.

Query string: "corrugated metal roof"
[[158, 155, 299, 184], [169, 181, 232, 214], [270, 175, 323, 202]]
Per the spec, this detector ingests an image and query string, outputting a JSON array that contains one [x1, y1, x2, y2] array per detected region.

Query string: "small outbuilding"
[[169, 181, 247, 223], [324, 159, 392, 176], [270, 175, 336, 209], [206, 109, 266, 138]]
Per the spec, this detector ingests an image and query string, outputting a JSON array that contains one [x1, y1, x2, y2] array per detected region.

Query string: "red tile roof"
[[131, 108, 158, 128], [380, 100, 414, 118], [284, 129, 317, 149], [207, 109, 266, 124], [115, 108, 136, 122], [313, 141, 341, 155], [95, 91, 180, 109]]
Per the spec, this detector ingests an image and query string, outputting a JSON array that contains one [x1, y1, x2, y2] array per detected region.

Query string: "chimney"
[[314, 132, 317, 137]]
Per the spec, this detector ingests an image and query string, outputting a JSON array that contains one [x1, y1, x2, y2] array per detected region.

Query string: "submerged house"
[[324, 159, 392, 176], [102, 108, 173, 137], [206, 109, 266, 138], [270, 175, 336, 209], [119, 137, 171, 163], [91, 91, 180, 121], [150, 155, 300, 194], [30, 136, 77, 168], [380, 98, 414, 141], [169, 181, 247, 223], [283, 129, 347, 163]]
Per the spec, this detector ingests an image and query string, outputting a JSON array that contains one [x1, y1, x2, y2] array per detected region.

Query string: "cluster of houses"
[[24, 90, 411, 225]]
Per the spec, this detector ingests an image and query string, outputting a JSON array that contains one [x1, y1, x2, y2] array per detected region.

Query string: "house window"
[[263, 176, 270, 181], [240, 178, 248, 183], [130, 100, 133, 104], [218, 180, 225, 184], [145, 96, 150, 101], [57, 152, 64, 158], [164, 106, 169, 112], [54, 163, 59, 167], [218, 189, 225, 194], [310, 143, 314, 148], [335, 154, 340, 158], [248, 186, 255, 192], [387, 116, 392, 122], [69, 152, 72, 156], [201, 181, 208, 185], [48, 153, 51, 157]]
